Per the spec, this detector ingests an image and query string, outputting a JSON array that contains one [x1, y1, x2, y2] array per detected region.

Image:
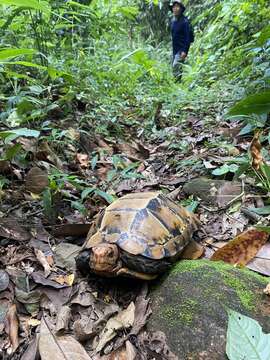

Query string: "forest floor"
[[0, 83, 270, 359]]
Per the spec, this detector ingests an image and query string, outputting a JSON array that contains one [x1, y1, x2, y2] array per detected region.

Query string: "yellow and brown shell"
[[84, 192, 200, 260]]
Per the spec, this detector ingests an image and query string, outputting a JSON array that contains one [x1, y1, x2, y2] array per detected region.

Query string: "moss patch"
[[171, 260, 268, 311], [160, 299, 198, 326]]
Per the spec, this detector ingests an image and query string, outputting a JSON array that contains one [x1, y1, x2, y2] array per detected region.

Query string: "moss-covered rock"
[[148, 260, 270, 360]]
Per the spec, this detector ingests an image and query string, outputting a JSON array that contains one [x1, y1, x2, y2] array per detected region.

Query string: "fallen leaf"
[[25, 167, 49, 194], [211, 228, 269, 266], [34, 249, 52, 277], [250, 131, 264, 170], [226, 309, 270, 360], [36, 141, 63, 169], [39, 317, 91, 360], [0, 218, 30, 241], [52, 274, 74, 287], [96, 302, 135, 353], [263, 283, 270, 295], [28, 318, 41, 327], [55, 306, 71, 334], [5, 304, 19, 353], [180, 240, 205, 260], [76, 153, 89, 168], [54, 243, 81, 271], [21, 335, 39, 360], [52, 223, 90, 237], [0, 270, 9, 291], [31, 271, 68, 289]]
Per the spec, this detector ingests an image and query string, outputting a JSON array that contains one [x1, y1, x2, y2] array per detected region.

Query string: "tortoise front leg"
[[117, 267, 158, 280]]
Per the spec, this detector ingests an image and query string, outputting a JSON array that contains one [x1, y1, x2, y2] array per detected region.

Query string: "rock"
[[148, 260, 270, 360], [183, 178, 242, 207]]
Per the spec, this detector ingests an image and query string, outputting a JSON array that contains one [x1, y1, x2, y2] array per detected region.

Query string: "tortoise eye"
[[108, 250, 114, 257]]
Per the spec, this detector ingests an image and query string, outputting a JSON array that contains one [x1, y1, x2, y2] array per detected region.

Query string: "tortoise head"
[[90, 243, 120, 274], [76, 244, 121, 276]]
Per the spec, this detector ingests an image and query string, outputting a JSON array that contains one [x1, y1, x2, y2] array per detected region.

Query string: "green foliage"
[[228, 91, 270, 116], [226, 309, 270, 360]]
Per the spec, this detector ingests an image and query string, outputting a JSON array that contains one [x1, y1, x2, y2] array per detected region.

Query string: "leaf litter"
[[2, 100, 270, 360]]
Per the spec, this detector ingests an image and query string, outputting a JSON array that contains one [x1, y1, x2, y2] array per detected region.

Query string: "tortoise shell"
[[84, 192, 200, 260]]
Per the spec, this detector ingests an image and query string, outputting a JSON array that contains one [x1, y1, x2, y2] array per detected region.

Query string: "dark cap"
[[169, 1, 186, 12]]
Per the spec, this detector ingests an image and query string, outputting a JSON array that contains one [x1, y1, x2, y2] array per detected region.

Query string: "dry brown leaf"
[[36, 141, 63, 170], [211, 228, 269, 266], [55, 306, 71, 334], [25, 167, 49, 194], [180, 240, 205, 260], [34, 249, 52, 277], [5, 304, 19, 353], [96, 302, 135, 353], [0, 218, 30, 242], [250, 131, 264, 170], [39, 317, 91, 360], [76, 153, 89, 168], [263, 283, 270, 295], [52, 274, 75, 286], [28, 318, 41, 327]]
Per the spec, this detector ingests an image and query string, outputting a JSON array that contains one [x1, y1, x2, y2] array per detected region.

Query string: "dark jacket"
[[171, 15, 191, 56]]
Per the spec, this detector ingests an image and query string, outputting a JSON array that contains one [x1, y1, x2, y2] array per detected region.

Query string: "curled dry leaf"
[[25, 167, 49, 194], [263, 283, 270, 295], [52, 274, 75, 287], [55, 306, 71, 334], [250, 131, 264, 171], [39, 317, 91, 360], [5, 304, 19, 353], [95, 302, 135, 353], [211, 228, 269, 266], [34, 249, 52, 277], [76, 153, 89, 168]]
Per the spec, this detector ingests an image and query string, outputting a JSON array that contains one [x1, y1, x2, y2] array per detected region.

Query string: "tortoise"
[[76, 192, 201, 280]]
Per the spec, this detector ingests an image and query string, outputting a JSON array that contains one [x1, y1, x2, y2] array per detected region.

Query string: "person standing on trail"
[[170, 1, 193, 81]]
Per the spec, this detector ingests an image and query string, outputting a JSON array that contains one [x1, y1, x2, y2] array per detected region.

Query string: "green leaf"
[[228, 91, 270, 116], [186, 200, 199, 213], [4, 143, 21, 160], [212, 164, 230, 176], [257, 25, 270, 46], [94, 189, 115, 204], [2, 60, 46, 69], [81, 187, 95, 200], [0, 48, 36, 61], [0, 128, 40, 143], [255, 226, 270, 234], [91, 155, 98, 170], [249, 206, 270, 215], [71, 200, 87, 214], [226, 309, 270, 360], [0, 0, 50, 14]]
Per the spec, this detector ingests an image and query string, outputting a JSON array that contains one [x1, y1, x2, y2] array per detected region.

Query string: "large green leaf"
[[0, 128, 40, 143], [228, 91, 270, 116], [0, 48, 36, 61], [0, 0, 50, 14], [250, 206, 270, 215], [226, 309, 270, 360]]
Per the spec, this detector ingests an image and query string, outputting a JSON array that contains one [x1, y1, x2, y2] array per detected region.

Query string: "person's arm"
[[180, 20, 190, 59]]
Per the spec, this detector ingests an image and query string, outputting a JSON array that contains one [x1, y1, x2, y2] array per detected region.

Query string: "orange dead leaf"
[[250, 131, 264, 170], [5, 304, 19, 353], [211, 228, 269, 266], [52, 274, 74, 286]]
